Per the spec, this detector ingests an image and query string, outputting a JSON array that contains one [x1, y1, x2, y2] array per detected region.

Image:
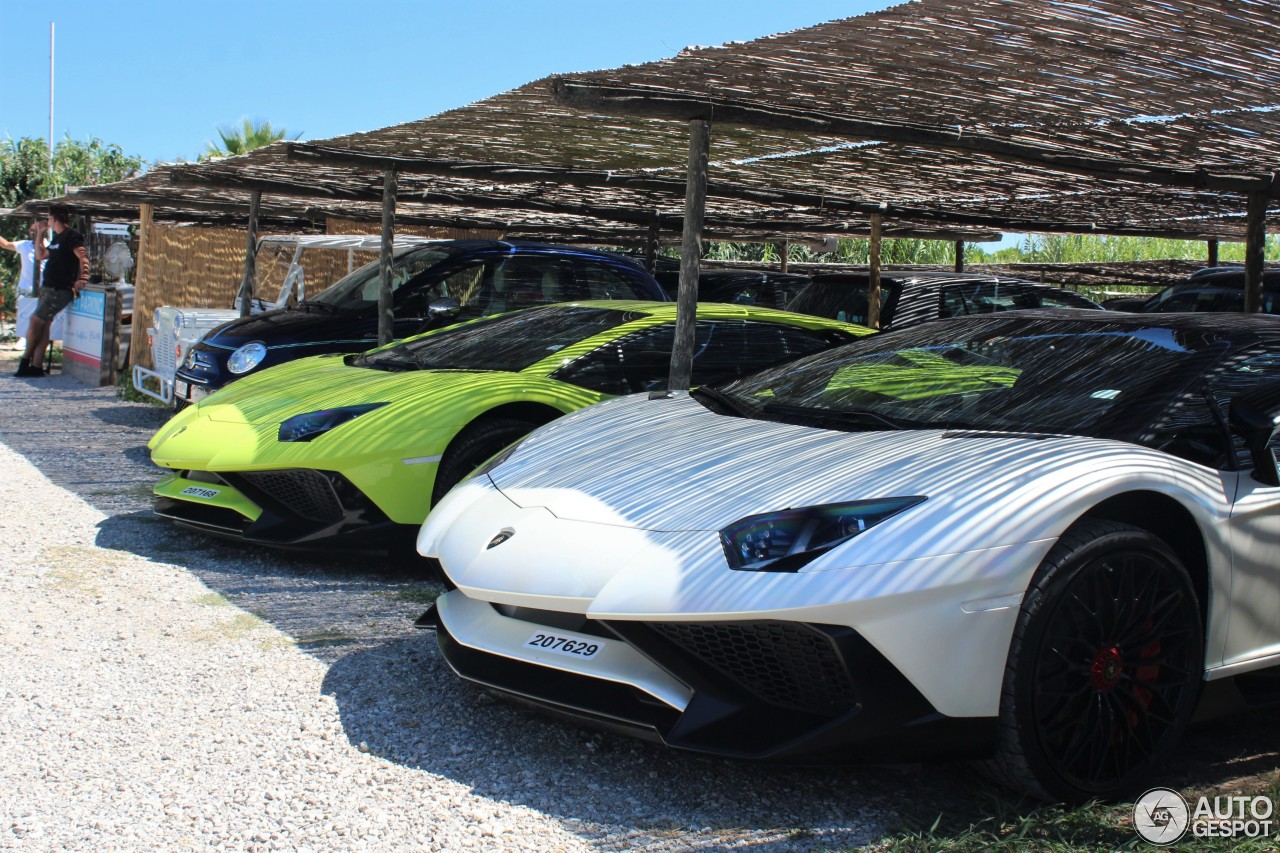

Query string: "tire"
[[431, 417, 538, 505], [173, 397, 189, 413], [985, 519, 1203, 802]]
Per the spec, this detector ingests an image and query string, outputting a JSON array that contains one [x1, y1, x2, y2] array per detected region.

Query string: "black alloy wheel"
[[988, 519, 1203, 802]]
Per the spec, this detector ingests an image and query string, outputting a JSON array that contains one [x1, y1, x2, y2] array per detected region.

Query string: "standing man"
[[0, 219, 43, 296], [0, 219, 45, 344], [15, 205, 87, 378]]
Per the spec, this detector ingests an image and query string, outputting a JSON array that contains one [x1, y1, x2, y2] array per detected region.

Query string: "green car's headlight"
[[278, 403, 388, 442], [227, 342, 268, 375], [719, 497, 926, 572]]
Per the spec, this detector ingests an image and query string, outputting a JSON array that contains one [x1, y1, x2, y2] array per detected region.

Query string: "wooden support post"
[[779, 241, 789, 274], [669, 119, 710, 392], [643, 210, 660, 274], [237, 189, 261, 318], [954, 240, 965, 273], [1207, 239, 1219, 268], [378, 168, 398, 346], [1244, 191, 1268, 314], [868, 213, 883, 330], [128, 203, 154, 372]]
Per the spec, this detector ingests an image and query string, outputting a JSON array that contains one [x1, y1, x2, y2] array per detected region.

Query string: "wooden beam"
[[550, 80, 1280, 198], [779, 241, 789, 274], [868, 213, 883, 330], [74, 182, 1255, 243], [1244, 191, 1267, 313], [670, 120, 710, 392], [238, 190, 261, 318], [378, 168, 397, 346], [1207, 238, 1219, 267], [954, 240, 965, 273]]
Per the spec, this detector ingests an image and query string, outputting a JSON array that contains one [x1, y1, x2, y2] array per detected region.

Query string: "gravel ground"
[[1, 352, 1276, 851]]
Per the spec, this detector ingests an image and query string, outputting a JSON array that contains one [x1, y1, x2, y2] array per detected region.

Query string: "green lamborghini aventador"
[[148, 301, 867, 552]]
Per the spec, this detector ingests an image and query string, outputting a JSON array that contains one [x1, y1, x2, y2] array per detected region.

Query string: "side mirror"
[[1229, 383, 1280, 487], [427, 297, 461, 318]]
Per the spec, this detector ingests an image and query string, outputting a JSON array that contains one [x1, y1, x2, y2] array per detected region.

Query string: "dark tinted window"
[[309, 245, 463, 310], [573, 261, 652, 300], [939, 282, 1035, 317], [787, 280, 897, 325], [1151, 289, 1245, 313], [1206, 347, 1280, 468], [553, 320, 841, 394]]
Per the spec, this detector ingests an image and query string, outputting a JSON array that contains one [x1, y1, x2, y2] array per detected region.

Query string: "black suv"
[[785, 271, 1102, 330], [1127, 269, 1280, 315], [173, 240, 667, 405]]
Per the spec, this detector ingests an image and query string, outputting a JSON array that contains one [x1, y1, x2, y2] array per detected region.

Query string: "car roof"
[[394, 239, 648, 268], [935, 307, 1280, 339], [535, 299, 863, 327], [809, 271, 1039, 285], [1167, 269, 1280, 289]]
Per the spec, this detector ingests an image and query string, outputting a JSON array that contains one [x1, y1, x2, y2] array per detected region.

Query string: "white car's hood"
[[488, 392, 1157, 534]]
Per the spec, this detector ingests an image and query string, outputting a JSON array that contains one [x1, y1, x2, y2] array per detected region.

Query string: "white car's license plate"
[[524, 631, 604, 659], [180, 485, 221, 499]]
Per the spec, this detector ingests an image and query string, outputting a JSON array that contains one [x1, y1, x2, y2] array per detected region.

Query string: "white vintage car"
[[419, 310, 1280, 802]]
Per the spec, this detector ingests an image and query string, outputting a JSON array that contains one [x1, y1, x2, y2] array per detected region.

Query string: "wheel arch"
[[431, 400, 570, 501], [462, 401, 568, 433], [1072, 490, 1211, 625]]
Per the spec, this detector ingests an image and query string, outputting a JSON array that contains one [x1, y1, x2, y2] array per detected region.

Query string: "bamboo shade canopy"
[[15, 0, 1280, 242]]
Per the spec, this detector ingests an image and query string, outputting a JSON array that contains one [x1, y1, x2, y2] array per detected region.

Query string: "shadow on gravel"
[[321, 635, 911, 851], [88, 404, 171, 429], [320, 630, 1280, 851]]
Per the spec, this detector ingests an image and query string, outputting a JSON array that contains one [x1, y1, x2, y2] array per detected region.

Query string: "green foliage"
[[0, 134, 145, 289], [705, 238, 960, 266], [1003, 234, 1280, 264], [202, 119, 300, 160], [702, 234, 1280, 270]]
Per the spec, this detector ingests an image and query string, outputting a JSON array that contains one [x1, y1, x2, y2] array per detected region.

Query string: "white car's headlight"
[[719, 497, 926, 572], [227, 342, 268, 375]]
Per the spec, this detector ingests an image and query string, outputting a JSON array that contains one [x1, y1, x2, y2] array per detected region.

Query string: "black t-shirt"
[[44, 227, 84, 290]]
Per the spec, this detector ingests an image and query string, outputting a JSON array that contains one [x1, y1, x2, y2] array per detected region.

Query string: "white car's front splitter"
[[436, 591, 693, 711]]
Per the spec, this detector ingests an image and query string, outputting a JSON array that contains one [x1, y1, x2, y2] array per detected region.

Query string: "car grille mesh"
[[236, 470, 344, 523], [648, 621, 857, 715]]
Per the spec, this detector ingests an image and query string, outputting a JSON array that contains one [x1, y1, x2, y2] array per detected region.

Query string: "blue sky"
[[1, 0, 1015, 247]]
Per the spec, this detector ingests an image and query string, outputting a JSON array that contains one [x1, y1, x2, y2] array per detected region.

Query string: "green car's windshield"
[[707, 317, 1230, 443], [354, 305, 635, 373], [307, 245, 464, 311]]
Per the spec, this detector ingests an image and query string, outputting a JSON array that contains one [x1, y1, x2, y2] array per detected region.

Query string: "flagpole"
[[48, 21, 55, 172]]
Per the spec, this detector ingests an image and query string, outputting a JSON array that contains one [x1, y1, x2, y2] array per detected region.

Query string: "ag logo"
[[486, 529, 514, 549], [1134, 787, 1190, 845]]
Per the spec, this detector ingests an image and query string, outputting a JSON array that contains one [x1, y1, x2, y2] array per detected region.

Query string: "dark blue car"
[[173, 240, 667, 405]]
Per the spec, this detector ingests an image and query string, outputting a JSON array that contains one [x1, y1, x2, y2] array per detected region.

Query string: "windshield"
[[786, 279, 895, 325], [353, 305, 635, 373], [307, 245, 463, 310], [708, 317, 1230, 443]]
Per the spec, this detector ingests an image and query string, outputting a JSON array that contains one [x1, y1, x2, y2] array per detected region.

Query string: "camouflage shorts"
[[34, 287, 75, 321]]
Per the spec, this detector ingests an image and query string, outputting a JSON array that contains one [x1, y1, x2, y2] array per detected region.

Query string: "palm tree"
[[202, 119, 300, 160]]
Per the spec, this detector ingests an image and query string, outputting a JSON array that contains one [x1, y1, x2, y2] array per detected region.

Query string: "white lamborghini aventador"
[[417, 310, 1280, 802]]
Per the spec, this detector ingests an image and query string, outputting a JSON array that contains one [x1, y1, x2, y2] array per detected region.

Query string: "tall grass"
[[698, 235, 1280, 266]]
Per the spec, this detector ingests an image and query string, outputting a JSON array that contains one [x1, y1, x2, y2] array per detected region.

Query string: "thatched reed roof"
[[14, 0, 1279, 243]]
